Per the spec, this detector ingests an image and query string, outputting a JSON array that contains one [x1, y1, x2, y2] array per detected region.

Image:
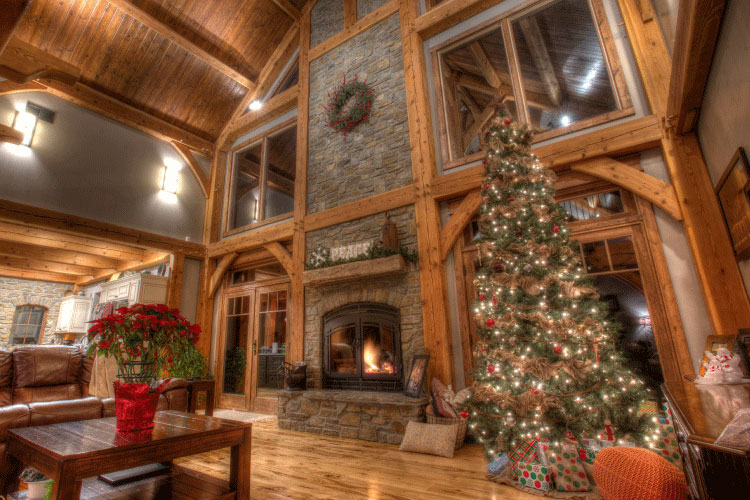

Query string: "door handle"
[[253, 340, 257, 356]]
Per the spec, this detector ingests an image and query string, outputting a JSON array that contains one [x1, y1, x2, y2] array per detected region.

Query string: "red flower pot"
[[113, 379, 170, 432]]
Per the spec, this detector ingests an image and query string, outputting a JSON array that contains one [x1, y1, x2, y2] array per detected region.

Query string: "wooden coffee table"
[[0, 411, 251, 500]]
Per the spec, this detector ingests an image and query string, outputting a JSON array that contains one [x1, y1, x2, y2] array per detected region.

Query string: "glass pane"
[[512, 0, 618, 133], [277, 291, 287, 311], [230, 142, 263, 230], [558, 190, 625, 221], [13, 307, 30, 325], [264, 126, 296, 220], [582, 240, 610, 273], [258, 311, 287, 350], [260, 293, 269, 313], [438, 27, 519, 161], [270, 60, 299, 98], [652, 0, 678, 56], [223, 303, 250, 395], [329, 325, 356, 373], [362, 322, 396, 374], [608, 237, 638, 271], [28, 307, 44, 326]]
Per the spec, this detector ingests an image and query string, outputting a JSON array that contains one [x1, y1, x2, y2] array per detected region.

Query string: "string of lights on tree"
[[461, 109, 658, 460]]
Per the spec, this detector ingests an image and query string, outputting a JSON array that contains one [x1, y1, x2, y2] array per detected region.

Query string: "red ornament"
[[460, 410, 469, 419], [487, 364, 496, 374], [554, 345, 563, 355], [486, 318, 495, 327], [530, 388, 539, 395], [508, 196, 514, 202], [504, 118, 511, 126], [484, 183, 490, 190], [479, 294, 486, 301], [492, 295, 498, 306], [552, 226, 560, 233]]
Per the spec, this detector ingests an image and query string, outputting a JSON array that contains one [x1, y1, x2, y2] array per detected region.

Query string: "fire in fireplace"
[[322, 303, 402, 391]]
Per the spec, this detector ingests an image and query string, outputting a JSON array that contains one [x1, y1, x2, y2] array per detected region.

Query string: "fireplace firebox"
[[322, 303, 403, 392]]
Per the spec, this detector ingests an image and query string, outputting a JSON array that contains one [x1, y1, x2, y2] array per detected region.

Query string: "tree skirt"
[[488, 467, 604, 500]]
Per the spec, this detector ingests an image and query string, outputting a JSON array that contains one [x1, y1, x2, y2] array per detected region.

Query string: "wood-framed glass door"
[[216, 276, 290, 412]]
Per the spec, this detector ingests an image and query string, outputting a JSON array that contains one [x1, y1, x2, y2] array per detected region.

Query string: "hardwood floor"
[[176, 417, 536, 500]]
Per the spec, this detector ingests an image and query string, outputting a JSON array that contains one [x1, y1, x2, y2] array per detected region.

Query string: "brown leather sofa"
[[0, 345, 188, 461]]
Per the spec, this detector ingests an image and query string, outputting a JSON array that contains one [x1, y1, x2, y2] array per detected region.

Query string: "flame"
[[363, 338, 395, 374]]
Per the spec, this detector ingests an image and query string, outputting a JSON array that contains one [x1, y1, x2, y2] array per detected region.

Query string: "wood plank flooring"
[[176, 417, 535, 500]]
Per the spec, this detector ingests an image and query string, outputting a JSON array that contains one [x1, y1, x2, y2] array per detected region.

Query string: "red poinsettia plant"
[[87, 303, 201, 382]]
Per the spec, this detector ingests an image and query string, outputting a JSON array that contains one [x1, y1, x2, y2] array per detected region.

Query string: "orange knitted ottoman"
[[592, 447, 687, 500]]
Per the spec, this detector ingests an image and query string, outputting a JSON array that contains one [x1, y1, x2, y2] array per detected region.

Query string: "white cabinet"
[[99, 274, 168, 306], [56, 295, 94, 334]]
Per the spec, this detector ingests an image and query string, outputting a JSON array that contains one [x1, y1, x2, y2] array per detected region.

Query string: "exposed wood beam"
[[217, 23, 299, 149], [208, 253, 238, 298], [166, 252, 185, 309], [570, 157, 683, 220], [0, 80, 45, 95], [0, 199, 205, 258], [304, 185, 416, 232], [309, 0, 399, 60], [0, 37, 81, 85], [463, 104, 496, 155], [0, 221, 145, 262], [441, 62, 464, 157], [0, 240, 120, 270], [667, 0, 726, 134], [344, 0, 357, 27], [0, 0, 31, 56], [264, 242, 294, 276], [273, 0, 302, 20], [457, 87, 480, 120], [0, 265, 83, 284], [105, 0, 255, 88], [432, 114, 664, 200], [413, 0, 507, 39], [171, 141, 210, 198], [0, 124, 23, 145], [440, 190, 482, 260], [456, 73, 554, 111], [75, 251, 170, 288], [467, 42, 503, 89], [208, 220, 294, 258], [226, 85, 298, 143], [0, 254, 98, 277], [517, 17, 562, 107]]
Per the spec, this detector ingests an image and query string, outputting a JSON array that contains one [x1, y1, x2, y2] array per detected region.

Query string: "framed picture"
[[716, 147, 750, 259], [404, 354, 430, 398]]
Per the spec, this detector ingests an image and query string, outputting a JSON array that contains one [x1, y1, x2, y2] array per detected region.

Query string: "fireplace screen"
[[323, 303, 402, 391]]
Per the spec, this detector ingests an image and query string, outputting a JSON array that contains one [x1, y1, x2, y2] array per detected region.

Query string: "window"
[[269, 55, 299, 99], [226, 122, 296, 233], [434, 0, 632, 167], [11, 305, 47, 345], [558, 190, 625, 221]]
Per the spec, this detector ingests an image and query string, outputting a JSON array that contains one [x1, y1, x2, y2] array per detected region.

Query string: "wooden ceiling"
[[4, 0, 304, 147]]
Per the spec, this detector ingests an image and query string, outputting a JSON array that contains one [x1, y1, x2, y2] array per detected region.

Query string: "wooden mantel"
[[302, 254, 407, 287]]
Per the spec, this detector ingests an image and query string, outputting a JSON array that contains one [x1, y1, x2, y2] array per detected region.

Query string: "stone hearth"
[[277, 390, 428, 444]]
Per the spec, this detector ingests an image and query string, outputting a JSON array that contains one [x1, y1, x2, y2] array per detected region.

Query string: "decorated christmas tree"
[[465, 110, 656, 461]]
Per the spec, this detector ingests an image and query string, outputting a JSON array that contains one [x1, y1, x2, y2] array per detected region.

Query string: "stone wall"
[[357, 0, 390, 19], [307, 12, 411, 214], [310, 0, 345, 48], [0, 277, 72, 347], [304, 206, 424, 389], [278, 390, 427, 444]]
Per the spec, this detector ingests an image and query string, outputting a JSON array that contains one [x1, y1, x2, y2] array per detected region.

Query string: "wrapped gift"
[[513, 461, 552, 492], [538, 442, 592, 492], [487, 453, 510, 475], [577, 437, 613, 465], [508, 439, 540, 473], [653, 421, 683, 469]]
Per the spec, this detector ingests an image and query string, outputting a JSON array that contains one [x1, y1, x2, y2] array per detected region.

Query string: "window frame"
[[431, 0, 634, 171], [10, 304, 48, 345], [223, 118, 297, 237]]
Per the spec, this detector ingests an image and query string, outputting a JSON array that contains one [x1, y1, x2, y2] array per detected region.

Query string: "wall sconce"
[[161, 165, 180, 194], [12, 102, 54, 147], [13, 110, 37, 147]]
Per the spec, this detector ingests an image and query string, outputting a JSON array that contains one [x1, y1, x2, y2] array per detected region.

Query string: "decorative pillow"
[[508, 439, 540, 473], [451, 388, 471, 408], [513, 461, 552, 492], [432, 395, 458, 418], [539, 443, 592, 492], [399, 421, 458, 458]]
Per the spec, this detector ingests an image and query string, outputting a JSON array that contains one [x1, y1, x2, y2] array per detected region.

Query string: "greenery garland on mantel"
[[324, 75, 374, 137], [306, 245, 418, 270]]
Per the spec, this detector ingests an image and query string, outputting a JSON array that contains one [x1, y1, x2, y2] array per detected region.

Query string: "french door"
[[216, 281, 289, 411]]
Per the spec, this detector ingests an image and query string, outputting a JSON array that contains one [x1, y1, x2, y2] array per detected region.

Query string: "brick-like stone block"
[[339, 412, 362, 427]]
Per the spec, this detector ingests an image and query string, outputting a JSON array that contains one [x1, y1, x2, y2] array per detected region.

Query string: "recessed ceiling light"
[[249, 100, 263, 111]]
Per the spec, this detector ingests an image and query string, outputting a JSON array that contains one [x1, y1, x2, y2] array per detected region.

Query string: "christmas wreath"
[[324, 75, 374, 137]]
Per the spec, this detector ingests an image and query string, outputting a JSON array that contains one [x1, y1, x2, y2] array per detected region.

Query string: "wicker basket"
[[426, 413, 467, 450]]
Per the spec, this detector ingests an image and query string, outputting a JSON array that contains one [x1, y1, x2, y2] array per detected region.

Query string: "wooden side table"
[[187, 379, 215, 416]]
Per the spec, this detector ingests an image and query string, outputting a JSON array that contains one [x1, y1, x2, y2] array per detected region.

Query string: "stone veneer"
[[307, 12, 411, 214], [278, 390, 428, 444], [0, 277, 72, 347], [310, 0, 345, 48], [357, 0, 390, 19], [305, 206, 423, 389]]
